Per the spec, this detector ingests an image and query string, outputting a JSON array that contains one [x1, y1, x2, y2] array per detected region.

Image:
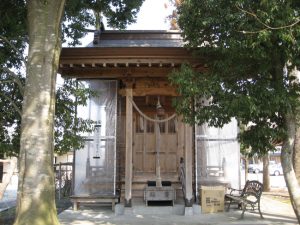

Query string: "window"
[[168, 117, 177, 133], [147, 119, 154, 133]]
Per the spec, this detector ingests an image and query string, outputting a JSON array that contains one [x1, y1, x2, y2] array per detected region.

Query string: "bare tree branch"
[[238, 28, 268, 34], [236, 4, 300, 33], [0, 35, 27, 64], [1, 67, 24, 96]]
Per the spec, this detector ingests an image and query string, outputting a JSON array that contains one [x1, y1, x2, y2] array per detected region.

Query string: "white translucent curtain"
[[195, 118, 240, 189], [74, 80, 117, 195]]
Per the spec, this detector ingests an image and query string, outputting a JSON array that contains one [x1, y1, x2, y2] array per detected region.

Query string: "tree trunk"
[[282, 112, 300, 223], [14, 1, 66, 225], [293, 126, 300, 182], [262, 155, 270, 192], [245, 158, 248, 182]]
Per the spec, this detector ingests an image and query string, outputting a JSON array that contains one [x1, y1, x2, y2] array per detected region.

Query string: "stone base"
[[144, 186, 175, 206], [125, 198, 132, 207], [115, 204, 125, 215], [185, 197, 193, 207], [184, 207, 194, 216]]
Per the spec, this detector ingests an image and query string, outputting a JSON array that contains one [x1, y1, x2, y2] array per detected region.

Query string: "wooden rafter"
[[59, 47, 204, 78]]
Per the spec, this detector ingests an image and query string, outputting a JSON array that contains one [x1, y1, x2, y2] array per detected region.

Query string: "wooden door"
[[133, 112, 179, 178]]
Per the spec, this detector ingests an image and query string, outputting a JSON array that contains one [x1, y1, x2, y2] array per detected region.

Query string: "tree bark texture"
[[14, 1, 66, 225], [282, 112, 300, 223], [293, 126, 300, 183], [262, 155, 270, 192], [244, 158, 248, 183]]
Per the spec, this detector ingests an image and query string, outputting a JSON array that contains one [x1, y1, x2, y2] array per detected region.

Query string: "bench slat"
[[70, 194, 119, 212]]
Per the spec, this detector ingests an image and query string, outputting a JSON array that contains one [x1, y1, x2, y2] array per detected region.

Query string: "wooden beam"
[[59, 67, 180, 78], [60, 58, 192, 66], [60, 47, 196, 60], [125, 88, 133, 207], [119, 87, 178, 97]]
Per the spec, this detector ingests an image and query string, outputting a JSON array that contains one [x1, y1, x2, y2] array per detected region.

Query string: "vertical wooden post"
[[125, 88, 133, 207], [155, 121, 162, 187], [58, 162, 62, 200], [184, 123, 193, 206]]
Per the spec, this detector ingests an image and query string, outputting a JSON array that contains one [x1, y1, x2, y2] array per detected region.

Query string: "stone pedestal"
[[144, 186, 175, 206], [184, 207, 194, 216]]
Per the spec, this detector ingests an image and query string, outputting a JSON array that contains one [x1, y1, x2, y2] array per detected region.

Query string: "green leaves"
[[0, 70, 23, 156], [172, 0, 300, 156], [54, 79, 95, 155], [63, 0, 145, 45], [0, 0, 27, 68], [0, 76, 96, 156], [0, 0, 146, 156]]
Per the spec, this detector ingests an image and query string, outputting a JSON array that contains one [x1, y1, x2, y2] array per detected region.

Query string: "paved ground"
[[1, 175, 297, 224], [58, 195, 298, 225]]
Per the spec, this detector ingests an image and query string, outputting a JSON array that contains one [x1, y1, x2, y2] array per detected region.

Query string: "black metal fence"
[[54, 162, 73, 199]]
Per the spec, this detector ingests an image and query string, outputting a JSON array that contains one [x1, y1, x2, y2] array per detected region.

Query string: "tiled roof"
[[87, 30, 184, 47]]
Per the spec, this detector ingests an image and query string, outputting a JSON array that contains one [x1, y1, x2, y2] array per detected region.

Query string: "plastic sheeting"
[[195, 118, 240, 194], [74, 80, 117, 195]]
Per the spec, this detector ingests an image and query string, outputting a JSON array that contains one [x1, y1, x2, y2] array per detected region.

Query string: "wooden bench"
[[225, 180, 263, 219], [70, 193, 120, 211]]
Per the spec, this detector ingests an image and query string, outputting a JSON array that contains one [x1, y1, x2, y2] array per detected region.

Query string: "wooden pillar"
[[125, 88, 133, 207], [184, 123, 193, 207], [155, 121, 162, 187]]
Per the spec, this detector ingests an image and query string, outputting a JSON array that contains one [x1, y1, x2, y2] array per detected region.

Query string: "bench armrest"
[[227, 187, 243, 195]]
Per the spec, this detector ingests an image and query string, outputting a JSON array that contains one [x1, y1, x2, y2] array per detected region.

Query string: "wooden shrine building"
[[58, 30, 240, 213]]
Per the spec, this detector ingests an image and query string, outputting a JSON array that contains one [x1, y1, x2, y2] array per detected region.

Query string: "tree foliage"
[[0, 0, 27, 68], [171, 0, 300, 221], [0, 0, 145, 157], [0, 73, 95, 156], [171, 0, 300, 156], [63, 0, 144, 45], [0, 71, 23, 157], [55, 79, 95, 155], [0, 1, 145, 224]]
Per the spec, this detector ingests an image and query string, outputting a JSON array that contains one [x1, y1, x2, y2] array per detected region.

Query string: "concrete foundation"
[[184, 207, 193, 216], [120, 203, 186, 216], [59, 195, 298, 225]]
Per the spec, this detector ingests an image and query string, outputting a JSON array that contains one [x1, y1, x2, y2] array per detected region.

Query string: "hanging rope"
[[155, 119, 162, 187], [128, 96, 177, 123]]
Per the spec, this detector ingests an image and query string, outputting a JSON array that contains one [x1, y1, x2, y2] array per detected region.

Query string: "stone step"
[[115, 201, 201, 216], [119, 186, 184, 199]]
